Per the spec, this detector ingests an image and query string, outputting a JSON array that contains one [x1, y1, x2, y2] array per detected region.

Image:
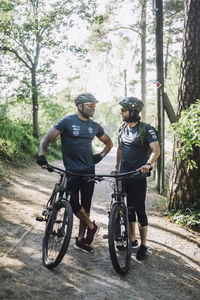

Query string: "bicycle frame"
[[40, 164, 151, 272], [44, 163, 151, 221], [38, 166, 75, 269]]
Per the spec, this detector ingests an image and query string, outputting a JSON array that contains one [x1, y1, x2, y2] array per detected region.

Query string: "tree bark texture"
[[177, 0, 200, 117], [168, 0, 200, 210], [168, 143, 200, 210]]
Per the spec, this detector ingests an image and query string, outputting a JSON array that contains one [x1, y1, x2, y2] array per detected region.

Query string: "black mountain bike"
[[36, 165, 150, 273], [36, 165, 74, 269], [93, 169, 151, 275]]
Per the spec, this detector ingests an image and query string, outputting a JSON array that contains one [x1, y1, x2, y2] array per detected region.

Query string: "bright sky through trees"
[[53, 0, 153, 103]]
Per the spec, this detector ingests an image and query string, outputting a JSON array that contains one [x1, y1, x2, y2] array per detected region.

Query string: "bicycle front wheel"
[[108, 203, 131, 275], [42, 199, 73, 269]]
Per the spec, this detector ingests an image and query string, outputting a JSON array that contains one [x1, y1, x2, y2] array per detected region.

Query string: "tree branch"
[[0, 46, 31, 70], [102, 26, 140, 36]]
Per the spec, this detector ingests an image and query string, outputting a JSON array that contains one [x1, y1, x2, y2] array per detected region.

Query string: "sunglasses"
[[85, 102, 96, 107], [121, 108, 128, 113]]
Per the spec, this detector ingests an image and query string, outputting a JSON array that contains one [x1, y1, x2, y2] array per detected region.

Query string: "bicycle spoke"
[[46, 206, 66, 261], [42, 200, 73, 269], [108, 204, 131, 274]]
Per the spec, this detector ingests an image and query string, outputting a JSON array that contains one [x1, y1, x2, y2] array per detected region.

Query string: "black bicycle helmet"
[[74, 93, 99, 106], [119, 97, 144, 112]]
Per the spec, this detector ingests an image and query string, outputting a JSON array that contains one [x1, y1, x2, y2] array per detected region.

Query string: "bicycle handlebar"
[[46, 164, 152, 180]]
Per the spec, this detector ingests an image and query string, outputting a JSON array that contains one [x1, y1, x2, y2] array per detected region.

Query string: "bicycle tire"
[[108, 203, 131, 274], [42, 199, 73, 269]]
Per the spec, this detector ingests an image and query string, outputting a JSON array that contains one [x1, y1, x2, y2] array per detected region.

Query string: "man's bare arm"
[[39, 128, 60, 156], [98, 133, 113, 157], [140, 141, 160, 173], [115, 146, 122, 172], [147, 141, 160, 165], [110, 146, 122, 174]]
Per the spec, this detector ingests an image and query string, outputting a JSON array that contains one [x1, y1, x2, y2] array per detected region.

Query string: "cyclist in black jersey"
[[112, 96, 160, 260], [37, 93, 113, 253]]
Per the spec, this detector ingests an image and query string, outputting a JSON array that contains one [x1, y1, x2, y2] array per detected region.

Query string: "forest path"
[[0, 149, 200, 300]]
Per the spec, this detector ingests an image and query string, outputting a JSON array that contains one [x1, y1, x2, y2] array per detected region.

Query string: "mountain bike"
[[36, 165, 150, 273], [36, 165, 74, 269], [93, 169, 151, 275]]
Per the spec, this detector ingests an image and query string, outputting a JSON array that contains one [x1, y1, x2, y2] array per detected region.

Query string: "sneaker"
[[132, 240, 139, 249], [136, 244, 148, 260], [74, 238, 94, 253], [85, 221, 99, 245]]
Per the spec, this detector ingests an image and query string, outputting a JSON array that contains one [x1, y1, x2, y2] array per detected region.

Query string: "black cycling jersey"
[[54, 114, 104, 171], [119, 123, 158, 172]]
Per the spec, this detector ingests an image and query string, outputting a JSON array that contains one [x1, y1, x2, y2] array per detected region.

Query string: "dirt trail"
[[0, 150, 200, 300]]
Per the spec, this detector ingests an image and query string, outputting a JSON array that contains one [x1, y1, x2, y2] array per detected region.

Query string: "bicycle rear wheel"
[[42, 199, 73, 269], [108, 203, 131, 274]]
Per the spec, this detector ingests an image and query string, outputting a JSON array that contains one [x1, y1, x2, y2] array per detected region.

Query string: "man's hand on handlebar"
[[110, 166, 119, 175], [36, 155, 48, 168], [138, 164, 152, 174], [36, 156, 54, 172]]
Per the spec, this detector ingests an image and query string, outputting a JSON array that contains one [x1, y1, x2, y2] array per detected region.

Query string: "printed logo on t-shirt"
[[149, 129, 157, 140], [88, 127, 93, 134], [122, 128, 139, 145], [72, 125, 80, 136]]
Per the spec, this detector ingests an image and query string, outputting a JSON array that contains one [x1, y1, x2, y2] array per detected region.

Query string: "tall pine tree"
[[168, 0, 200, 210]]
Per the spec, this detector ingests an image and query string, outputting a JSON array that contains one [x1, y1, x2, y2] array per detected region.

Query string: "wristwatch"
[[100, 151, 106, 158], [146, 162, 151, 166]]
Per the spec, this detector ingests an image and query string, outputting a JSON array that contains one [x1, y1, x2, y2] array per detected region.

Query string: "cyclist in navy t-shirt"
[[37, 93, 113, 253], [112, 97, 160, 260]]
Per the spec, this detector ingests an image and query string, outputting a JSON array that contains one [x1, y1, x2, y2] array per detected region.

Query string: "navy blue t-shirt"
[[54, 114, 104, 171], [119, 123, 158, 172]]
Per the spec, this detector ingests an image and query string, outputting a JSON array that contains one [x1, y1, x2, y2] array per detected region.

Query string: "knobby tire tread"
[[108, 203, 131, 274], [42, 199, 73, 269]]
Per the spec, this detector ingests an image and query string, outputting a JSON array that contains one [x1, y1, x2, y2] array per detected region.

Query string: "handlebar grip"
[[47, 165, 54, 172]]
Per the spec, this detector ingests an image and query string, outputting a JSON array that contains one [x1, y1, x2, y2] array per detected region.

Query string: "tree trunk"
[[177, 0, 200, 116], [168, 0, 200, 210], [31, 67, 39, 138], [140, 0, 147, 122], [168, 143, 200, 210]]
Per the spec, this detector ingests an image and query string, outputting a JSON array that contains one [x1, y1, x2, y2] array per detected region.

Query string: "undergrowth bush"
[[172, 100, 200, 170], [165, 200, 200, 232], [0, 118, 61, 166], [0, 118, 38, 163]]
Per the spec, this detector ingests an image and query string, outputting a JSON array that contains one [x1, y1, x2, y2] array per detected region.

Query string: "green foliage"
[[0, 118, 38, 163], [0, 0, 97, 89], [172, 100, 200, 169], [0, 117, 62, 166], [165, 58, 180, 106], [164, 0, 184, 57], [165, 200, 200, 231], [0, 99, 9, 118], [0, 0, 98, 137]]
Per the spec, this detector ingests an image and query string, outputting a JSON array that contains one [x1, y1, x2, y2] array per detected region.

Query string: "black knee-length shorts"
[[123, 178, 148, 226], [67, 170, 95, 214]]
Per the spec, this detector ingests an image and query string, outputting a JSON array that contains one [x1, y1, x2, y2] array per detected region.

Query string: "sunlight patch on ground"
[[0, 257, 25, 267]]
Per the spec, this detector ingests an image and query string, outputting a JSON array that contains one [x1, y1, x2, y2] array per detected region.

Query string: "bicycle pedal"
[[36, 215, 44, 222]]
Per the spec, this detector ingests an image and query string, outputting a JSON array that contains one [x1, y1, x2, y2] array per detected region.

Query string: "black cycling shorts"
[[123, 178, 148, 226], [68, 170, 95, 214]]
